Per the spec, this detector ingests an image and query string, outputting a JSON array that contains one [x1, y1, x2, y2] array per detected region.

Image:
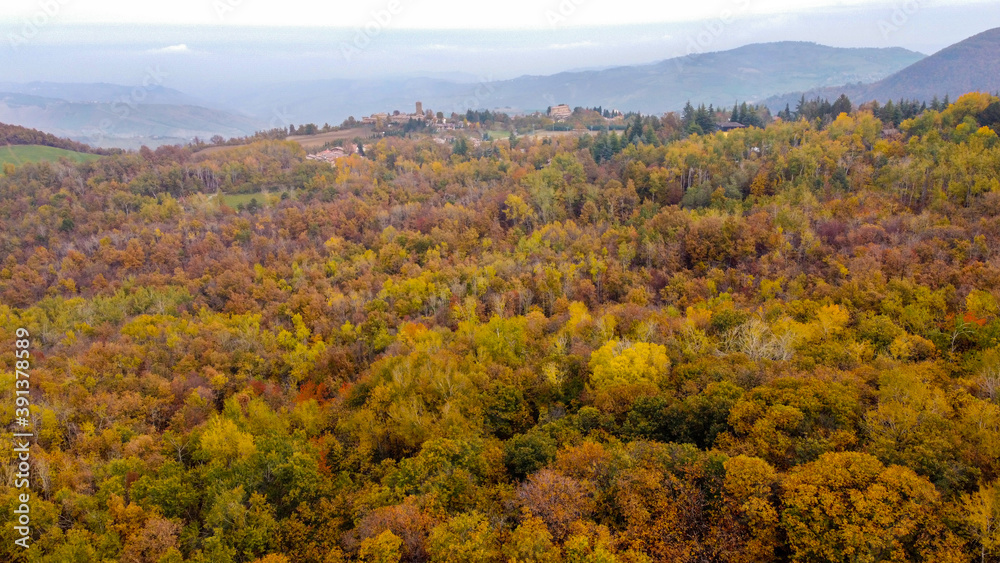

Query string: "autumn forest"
[[4, 92, 1000, 562]]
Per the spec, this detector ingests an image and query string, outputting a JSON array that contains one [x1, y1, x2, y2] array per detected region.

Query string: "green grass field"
[[0, 145, 101, 172], [217, 190, 299, 209], [220, 192, 266, 209]]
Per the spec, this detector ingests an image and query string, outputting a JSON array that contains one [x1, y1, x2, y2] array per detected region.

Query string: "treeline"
[[727, 101, 768, 128], [682, 101, 770, 135], [775, 94, 853, 123], [188, 127, 294, 150], [869, 97, 930, 127], [288, 123, 336, 136], [775, 93, 1000, 130], [0, 122, 119, 155], [585, 106, 624, 119]]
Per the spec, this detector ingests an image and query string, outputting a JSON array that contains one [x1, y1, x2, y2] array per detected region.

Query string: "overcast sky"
[[0, 0, 993, 29]]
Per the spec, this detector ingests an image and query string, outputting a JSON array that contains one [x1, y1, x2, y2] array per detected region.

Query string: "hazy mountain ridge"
[[763, 27, 1000, 111], [476, 43, 924, 113], [223, 42, 924, 123], [0, 91, 265, 149], [223, 77, 470, 129], [0, 82, 208, 107]]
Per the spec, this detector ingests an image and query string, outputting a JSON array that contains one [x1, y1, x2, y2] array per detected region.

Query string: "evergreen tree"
[[682, 101, 696, 130], [832, 94, 852, 117], [819, 99, 832, 118], [890, 101, 903, 126], [625, 114, 644, 145], [694, 104, 716, 134], [644, 125, 658, 146], [610, 131, 621, 152], [795, 95, 807, 119]]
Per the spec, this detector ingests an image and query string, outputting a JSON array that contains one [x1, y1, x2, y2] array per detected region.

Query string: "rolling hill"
[[870, 27, 1000, 100], [0, 91, 266, 150], [763, 27, 1000, 111], [0, 144, 101, 171], [0, 82, 207, 106]]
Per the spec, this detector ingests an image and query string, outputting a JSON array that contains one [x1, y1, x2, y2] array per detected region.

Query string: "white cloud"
[[152, 44, 191, 54], [422, 44, 463, 51], [547, 41, 599, 50]]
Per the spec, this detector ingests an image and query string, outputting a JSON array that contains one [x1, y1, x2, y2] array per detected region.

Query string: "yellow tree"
[[715, 455, 780, 563], [427, 511, 498, 563], [359, 530, 404, 563], [588, 339, 670, 390], [781, 451, 963, 562], [962, 482, 1000, 563], [503, 515, 561, 563]]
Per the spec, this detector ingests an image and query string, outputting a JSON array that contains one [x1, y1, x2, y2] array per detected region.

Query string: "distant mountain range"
[[0, 91, 264, 150], [0, 82, 209, 107], [450, 42, 924, 114], [223, 42, 925, 123], [763, 27, 1000, 111], [4, 26, 1000, 149]]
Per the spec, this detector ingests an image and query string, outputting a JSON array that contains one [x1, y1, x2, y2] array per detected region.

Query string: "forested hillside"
[[0, 122, 117, 155], [765, 27, 1000, 113], [3, 93, 1000, 562]]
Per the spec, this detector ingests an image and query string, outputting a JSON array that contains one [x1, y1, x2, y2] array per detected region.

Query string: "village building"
[[360, 102, 432, 127], [548, 104, 573, 121], [306, 144, 355, 164], [719, 121, 748, 132]]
